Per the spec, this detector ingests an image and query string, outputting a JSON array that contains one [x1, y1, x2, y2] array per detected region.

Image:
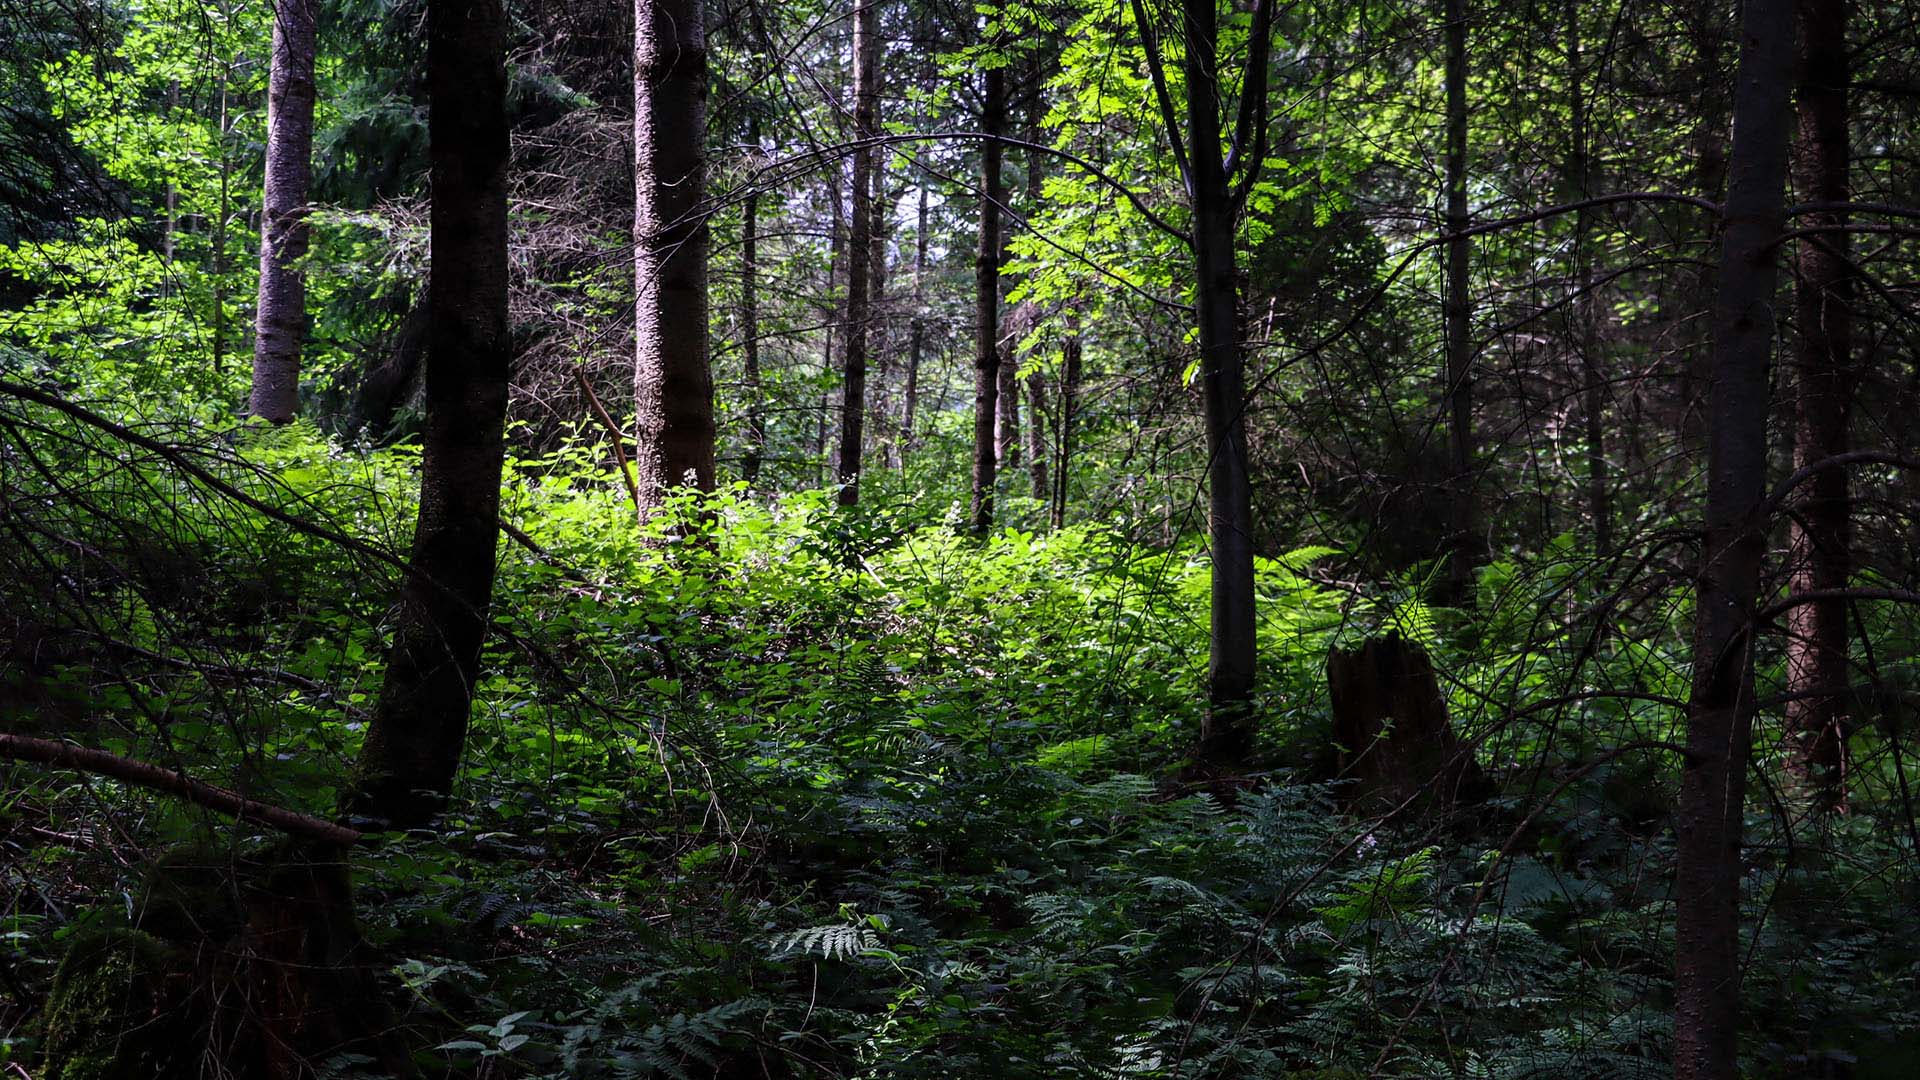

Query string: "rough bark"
[[1440, 0, 1478, 604], [836, 0, 880, 505], [969, 65, 1007, 537], [633, 0, 715, 514], [248, 0, 317, 422], [1784, 0, 1853, 811], [1679, 0, 1730, 447], [1325, 634, 1487, 813], [1187, 0, 1256, 764], [1672, 2, 1794, 1076], [347, 0, 512, 828], [1051, 327, 1081, 529]]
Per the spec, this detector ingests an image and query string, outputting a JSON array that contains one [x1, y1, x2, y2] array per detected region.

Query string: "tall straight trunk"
[[996, 314, 1020, 470], [1027, 370, 1049, 501], [1051, 327, 1081, 529], [836, 0, 880, 505], [348, 0, 512, 828], [1440, 0, 1477, 603], [740, 151, 764, 484], [1672, 1, 1793, 1076], [901, 183, 928, 459], [1187, 0, 1256, 763], [248, 0, 318, 422], [1567, 0, 1610, 560], [969, 66, 1007, 537], [633, 0, 714, 514], [1785, 0, 1852, 810]]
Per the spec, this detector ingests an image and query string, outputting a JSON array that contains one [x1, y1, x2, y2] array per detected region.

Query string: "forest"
[[1, 0, 1917, 1074]]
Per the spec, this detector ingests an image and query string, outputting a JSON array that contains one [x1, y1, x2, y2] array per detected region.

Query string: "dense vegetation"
[[2, 0, 1919, 1076]]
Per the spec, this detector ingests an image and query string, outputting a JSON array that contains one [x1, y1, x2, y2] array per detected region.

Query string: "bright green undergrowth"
[[3, 404, 1918, 1079]]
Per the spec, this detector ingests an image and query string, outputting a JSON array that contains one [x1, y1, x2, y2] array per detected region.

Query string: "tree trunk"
[[901, 183, 928, 459], [1325, 634, 1487, 813], [997, 323, 1020, 471], [836, 0, 880, 505], [1672, 1, 1793, 1075], [1567, 0, 1610, 562], [347, 0, 513, 829], [1027, 369, 1049, 502], [247, 0, 317, 423], [1785, 0, 1852, 811], [212, 75, 232, 376], [818, 165, 843, 486], [633, 0, 714, 514], [1051, 327, 1081, 529], [1440, 0, 1478, 604], [1187, 0, 1256, 765], [969, 66, 1006, 537], [740, 131, 764, 485]]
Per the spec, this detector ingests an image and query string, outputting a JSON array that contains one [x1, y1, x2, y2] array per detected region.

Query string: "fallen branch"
[[0, 734, 361, 847]]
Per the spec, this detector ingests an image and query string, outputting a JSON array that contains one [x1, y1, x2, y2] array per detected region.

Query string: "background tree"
[[247, 0, 318, 422]]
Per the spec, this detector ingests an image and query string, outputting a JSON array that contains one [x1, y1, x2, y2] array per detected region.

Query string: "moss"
[[39, 926, 197, 1080]]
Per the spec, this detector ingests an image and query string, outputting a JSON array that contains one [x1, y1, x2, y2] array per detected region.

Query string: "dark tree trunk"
[[633, 0, 714, 514], [836, 0, 880, 505], [1784, 0, 1852, 811], [1187, 0, 1257, 764], [1672, 1, 1794, 1075], [1679, 0, 1730, 447], [347, 0, 512, 829], [741, 145, 764, 484], [969, 66, 1006, 537], [818, 166, 844, 485], [248, 0, 317, 423], [1440, 0, 1478, 604], [1051, 328, 1081, 529], [1326, 634, 1487, 813]]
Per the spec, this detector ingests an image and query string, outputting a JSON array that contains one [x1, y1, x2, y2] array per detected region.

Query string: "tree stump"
[[1325, 633, 1488, 814]]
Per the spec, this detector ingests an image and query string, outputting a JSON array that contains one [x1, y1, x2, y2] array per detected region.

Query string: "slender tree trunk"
[[633, 0, 714, 514], [347, 0, 512, 829], [1051, 326, 1081, 529], [1567, 0, 1610, 561], [741, 137, 764, 485], [1187, 0, 1256, 764], [996, 318, 1020, 471], [1027, 369, 1049, 501], [836, 0, 880, 504], [969, 66, 1007, 537], [248, 0, 318, 423], [1785, 0, 1852, 811], [1672, 2, 1793, 1075], [1440, 0, 1477, 604], [901, 183, 928, 459]]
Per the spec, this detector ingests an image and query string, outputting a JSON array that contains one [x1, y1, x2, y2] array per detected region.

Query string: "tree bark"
[[1051, 326, 1081, 529], [1672, 1, 1794, 1076], [1440, 0, 1478, 604], [248, 0, 317, 423], [1187, 0, 1256, 764], [347, 0, 513, 829], [1785, 0, 1853, 811], [836, 0, 880, 505], [633, 0, 715, 514], [969, 65, 1007, 537], [1679, 0, 1730, 447], [1325, 635, 1487, 813]]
